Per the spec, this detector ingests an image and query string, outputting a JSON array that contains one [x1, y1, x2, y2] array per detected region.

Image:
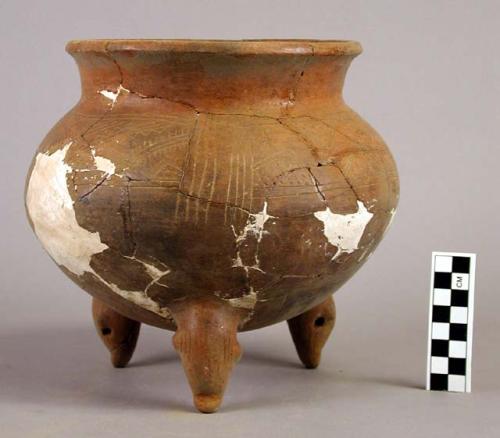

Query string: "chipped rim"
[[66, 39, 362, 56]]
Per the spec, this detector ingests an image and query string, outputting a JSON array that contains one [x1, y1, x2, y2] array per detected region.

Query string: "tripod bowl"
[[25, 39, 399, 412]]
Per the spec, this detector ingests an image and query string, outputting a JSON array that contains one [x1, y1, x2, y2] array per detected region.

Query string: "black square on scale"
[[448, 358, 466, 375], [430, 374, 448, 391], [451, 289, 469, 307], [452, 256, 470, 274], [450, 323, 468, 341], [434, 272, 452, 289], [432, 306, 451, 323], [431, 340, 449, 357]]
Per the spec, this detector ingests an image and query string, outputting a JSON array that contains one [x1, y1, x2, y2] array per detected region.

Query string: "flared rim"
[[66, 39, 362, 56]]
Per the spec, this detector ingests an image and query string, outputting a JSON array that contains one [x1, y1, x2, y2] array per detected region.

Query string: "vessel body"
[[25, 40, 399, 331]]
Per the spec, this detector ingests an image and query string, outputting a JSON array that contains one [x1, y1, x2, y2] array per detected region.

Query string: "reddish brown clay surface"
[[288, 296, 336, 369], [172, 299, 242, 413], [92, 297, 141, 368], [25, 40, 399, 412]]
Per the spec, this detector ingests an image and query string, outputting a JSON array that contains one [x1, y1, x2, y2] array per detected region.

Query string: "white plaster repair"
[[26, 143, 171, 319], [231, 201, 274, 273], [226, 202, 275, 318], [91, 149, 116, 175], [231, 250, 264, 274], [236, 201, 274, 244], [124, 255, 171, 292], [314, 201, 374, 261], [99, 85, 129, 107], [26, 142, 108, 276], [93, 272, 171, 318], [227, 288, 258, 310], [99, 89, 118, 103], [228, 202, 275, 313]]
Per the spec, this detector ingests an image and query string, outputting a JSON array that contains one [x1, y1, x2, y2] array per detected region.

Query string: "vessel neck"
[[70, 51, 356, 116]]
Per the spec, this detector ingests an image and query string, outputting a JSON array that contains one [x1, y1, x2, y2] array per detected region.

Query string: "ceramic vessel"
[[25, 39, 399, 413]]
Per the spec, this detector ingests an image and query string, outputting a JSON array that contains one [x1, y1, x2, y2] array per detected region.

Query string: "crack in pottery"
[[26, 142, 172, 319], [231, 201, 275, 275], [26, 142, 108, 276], [98, 84, 130, 108], [226, 201, 275, 316], [226, 288, 258, 310]]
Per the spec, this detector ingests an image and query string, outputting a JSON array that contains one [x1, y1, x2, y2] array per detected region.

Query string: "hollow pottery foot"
[[172, 300, 242, 413], [92, 297, 141, 368], [287, 296, 336, 369]]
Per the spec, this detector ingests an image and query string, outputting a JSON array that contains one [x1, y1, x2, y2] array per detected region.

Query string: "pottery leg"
[[92, 297, 141, 368], [287, 296, 336, 369], [172, 300, 242, 413]]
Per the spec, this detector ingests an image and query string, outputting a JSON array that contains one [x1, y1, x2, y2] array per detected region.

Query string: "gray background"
[[1, 0, 499, 436]]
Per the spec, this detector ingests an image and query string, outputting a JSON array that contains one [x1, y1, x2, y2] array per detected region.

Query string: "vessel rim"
[[66, 39, 362, 56]]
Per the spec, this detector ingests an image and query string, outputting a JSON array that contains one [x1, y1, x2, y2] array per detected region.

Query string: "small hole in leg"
[[314, 317, 325, 327], [101, 327, 112, 336]]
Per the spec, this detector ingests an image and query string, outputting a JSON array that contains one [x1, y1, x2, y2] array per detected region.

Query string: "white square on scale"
[[431, 356, 448, 374], [432, 322, 450, 340], [448, 374, 466, 392], [450, 307, 468, 324], [449, 341, 467, 358], [435, 255, 453, 272], [433, 289, 451, 306]]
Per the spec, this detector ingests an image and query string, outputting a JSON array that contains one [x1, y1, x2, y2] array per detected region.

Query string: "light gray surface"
[[1, 1, 499, 436]]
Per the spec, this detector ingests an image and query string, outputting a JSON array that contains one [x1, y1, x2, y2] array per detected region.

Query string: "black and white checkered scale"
[[428, 254, 474, 392]]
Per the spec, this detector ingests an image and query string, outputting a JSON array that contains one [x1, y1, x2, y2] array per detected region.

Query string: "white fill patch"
[[26, 143, 171, 319], [99, 85, 129, 107], [235, 201, 274, 244], [229, 202, 275, 313], [26, 143, 109, 276], [99, 89, 119, 102], [227, 289, 258, 310], [124, 255, 171, 293], [231, 201, 274, 274], [91, 149, 116, 175], [314, 201, 374, 261], [92, 272, 171, 319]]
